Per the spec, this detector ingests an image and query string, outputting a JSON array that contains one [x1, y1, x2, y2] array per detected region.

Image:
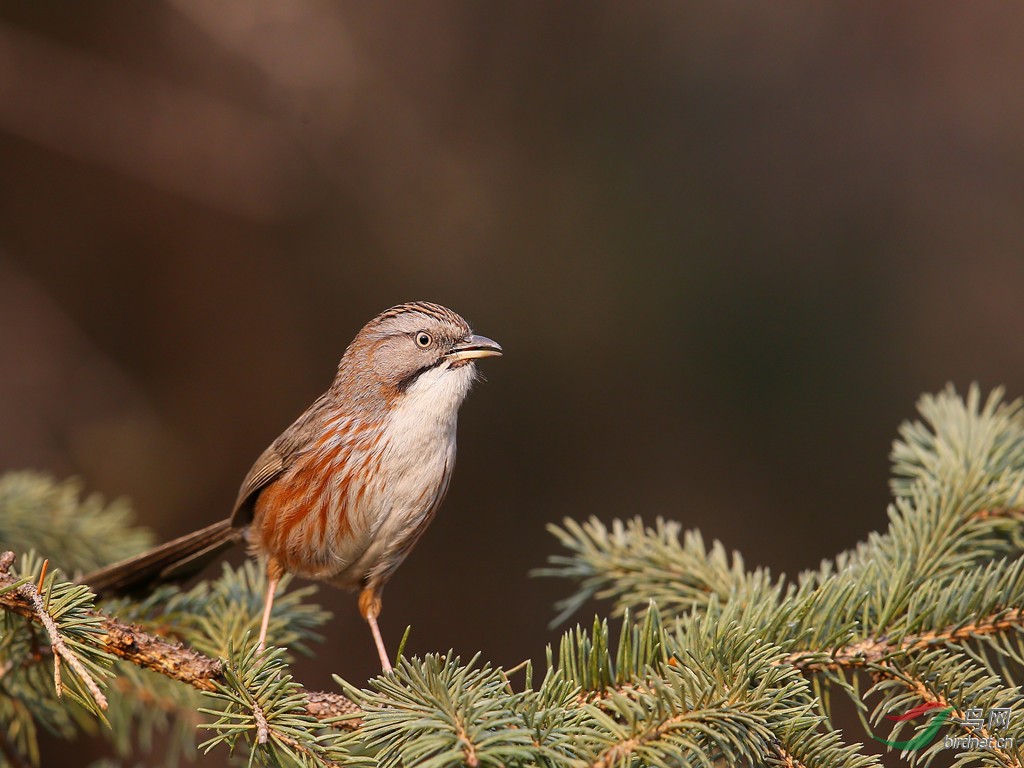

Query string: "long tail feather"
[[81, 519, 243, 595]]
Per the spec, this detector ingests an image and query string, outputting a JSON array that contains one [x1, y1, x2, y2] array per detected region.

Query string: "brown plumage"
[[82, 301, 502, 671]]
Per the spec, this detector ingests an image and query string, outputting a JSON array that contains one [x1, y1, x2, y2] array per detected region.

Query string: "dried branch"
[[0, 551, 361, 729]]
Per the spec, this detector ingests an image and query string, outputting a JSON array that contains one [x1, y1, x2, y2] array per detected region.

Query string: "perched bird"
[[83, 301, 502, 671]]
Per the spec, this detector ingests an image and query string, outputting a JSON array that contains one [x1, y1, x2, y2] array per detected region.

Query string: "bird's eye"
[[415, 332, 433, 348]]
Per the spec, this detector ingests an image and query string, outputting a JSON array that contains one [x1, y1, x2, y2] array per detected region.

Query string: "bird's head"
[[337, 301, 502, 410]]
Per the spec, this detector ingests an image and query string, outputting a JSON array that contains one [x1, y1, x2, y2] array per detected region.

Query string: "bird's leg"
[[359, 586, 392, 672], [257, 557, 283, 653]]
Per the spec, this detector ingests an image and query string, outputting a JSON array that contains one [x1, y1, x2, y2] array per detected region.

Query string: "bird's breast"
[[350, 380, 461, 587], [251, 371, 465, 588]]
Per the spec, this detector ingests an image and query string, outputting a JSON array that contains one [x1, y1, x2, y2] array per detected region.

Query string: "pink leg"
[[367, 613, 393, 673], [257, 559, 283, 653], [359, 586, 393, 672]]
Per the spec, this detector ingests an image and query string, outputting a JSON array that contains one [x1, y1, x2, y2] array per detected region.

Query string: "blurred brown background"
[[2, 2, 1024, 765]]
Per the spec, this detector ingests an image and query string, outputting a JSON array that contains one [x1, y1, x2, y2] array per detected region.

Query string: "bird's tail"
[[81, 519, 244, 595]]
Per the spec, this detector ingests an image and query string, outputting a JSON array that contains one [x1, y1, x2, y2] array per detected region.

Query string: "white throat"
[[380, 362, 475, 469], [391, 363, 474, 433]]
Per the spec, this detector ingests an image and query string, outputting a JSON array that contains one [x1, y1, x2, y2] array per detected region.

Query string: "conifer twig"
[[253, 696, 270, 745], [275, 731, 342, 768], [972, 507, 1024, 522], [455, 715, 480, 767], [772, 745, 809, 768], [784, 608, 1024, 671], [587, 710, 726, 768], [0, 551, 361, 728], [783, 609, 1024, 767], [3, 553, 108, 710]]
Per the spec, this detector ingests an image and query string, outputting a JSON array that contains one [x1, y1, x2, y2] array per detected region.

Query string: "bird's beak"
[[447, 335, 503, 362]]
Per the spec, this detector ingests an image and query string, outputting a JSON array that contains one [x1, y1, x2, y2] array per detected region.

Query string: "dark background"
[[2, 2, 1023, 765]]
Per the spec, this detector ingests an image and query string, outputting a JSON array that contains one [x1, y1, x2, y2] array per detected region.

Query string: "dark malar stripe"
[[394, 355, 449, 393]]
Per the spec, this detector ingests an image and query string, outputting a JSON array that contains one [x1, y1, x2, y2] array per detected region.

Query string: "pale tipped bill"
[[447, 335, 503, 362]]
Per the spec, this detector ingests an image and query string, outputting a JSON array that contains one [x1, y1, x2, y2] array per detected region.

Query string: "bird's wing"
[[229, 391, 335, 527], [230, 444, 287, 527]]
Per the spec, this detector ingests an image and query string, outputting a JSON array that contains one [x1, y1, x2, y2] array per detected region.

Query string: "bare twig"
[[0, 551, 362, 729]]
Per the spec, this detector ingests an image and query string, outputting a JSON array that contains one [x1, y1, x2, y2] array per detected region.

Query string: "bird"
[[82, 301, 502, 672]]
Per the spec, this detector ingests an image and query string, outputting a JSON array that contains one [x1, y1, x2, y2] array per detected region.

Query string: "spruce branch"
[[0, 473, 153, 574], [772, 745, 807, 768], [0, 551, 113, 715], [18, 568, 107, 710], [538, 609, 878, 768], [199, 643, 356, 768], [785, 607, 1024, 672], [975, 508, 1024, 522], [896, 687, 1018, 767], [538, 386, 1024, 768], [535, 517, 749, 627], [6, 385, 1024, 767], [862, 648, 1024, 768], [0, 551, 361, 728]]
